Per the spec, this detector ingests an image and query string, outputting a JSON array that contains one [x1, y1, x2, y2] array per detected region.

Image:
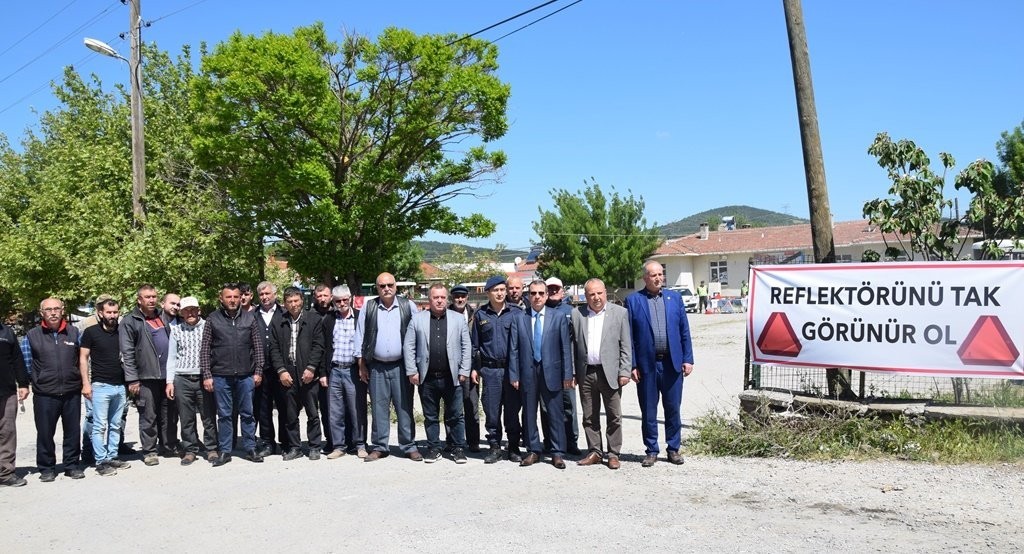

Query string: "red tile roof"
[[654, 220, 977, 257]]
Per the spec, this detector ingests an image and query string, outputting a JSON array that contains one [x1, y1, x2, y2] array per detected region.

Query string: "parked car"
[[668, 286, 699, 313]]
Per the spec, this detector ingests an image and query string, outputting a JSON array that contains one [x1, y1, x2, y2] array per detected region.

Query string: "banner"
[[747, 261, 1024, 378]]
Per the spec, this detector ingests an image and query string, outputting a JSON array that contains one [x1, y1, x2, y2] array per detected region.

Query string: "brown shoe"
[[364, 450, 386, 462], [607, 456, 621, 470], [552, 456, 566, 470], [180, 452, 197, 466], [577, 451, 602, 466], [326, 449, 346, 460], [641, 454, 657, 467], [407, 450, 423, 462], [205, 451, 219, 462], [519, 452, 540, 467], [667, 450, 685, 465]]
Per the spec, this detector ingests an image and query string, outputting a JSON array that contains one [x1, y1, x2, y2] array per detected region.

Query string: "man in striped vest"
[[166, 297, 218, 465]]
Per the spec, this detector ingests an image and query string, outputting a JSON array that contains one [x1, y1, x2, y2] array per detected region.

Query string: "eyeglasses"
[[377, 283, 396, 288], [41, 307, 64, 313], [528, 291, 547, 296], [333, 298, 351, 304]]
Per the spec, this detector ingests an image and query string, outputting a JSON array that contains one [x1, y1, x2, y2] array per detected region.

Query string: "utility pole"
[[128, 0, 146, 223], [782, 0, 852, 398]]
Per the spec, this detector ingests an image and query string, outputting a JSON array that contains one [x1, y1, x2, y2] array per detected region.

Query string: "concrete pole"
[[129, 0, 146, 223]]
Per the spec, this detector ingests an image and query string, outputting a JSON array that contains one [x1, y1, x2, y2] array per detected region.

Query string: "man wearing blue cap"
[[471, 275, 525, 463]]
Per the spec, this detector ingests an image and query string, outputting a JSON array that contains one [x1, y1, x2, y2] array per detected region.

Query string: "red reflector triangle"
[[756, 312, 802, 357], [957, 316, 1019, 366]]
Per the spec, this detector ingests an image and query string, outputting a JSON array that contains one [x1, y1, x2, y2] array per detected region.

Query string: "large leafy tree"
[[191, 23, 509, 289], [533, 180, 661, 288], [0, 45, 257, 312]]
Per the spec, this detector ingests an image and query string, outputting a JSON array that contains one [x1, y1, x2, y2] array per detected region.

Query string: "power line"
[[146, 0, 211, 25], [0, 0, 121, 86], [492, 0, 583, 42], [0, 0, 81, 57]]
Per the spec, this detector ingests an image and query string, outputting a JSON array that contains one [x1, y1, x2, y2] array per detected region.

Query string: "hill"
[[416, 240, 529, 263], [658, 205, 808, 238]]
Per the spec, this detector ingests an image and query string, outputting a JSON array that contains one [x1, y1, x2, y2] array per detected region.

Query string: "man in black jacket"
[[253, 281, 284, 457], [200, 283, 265, 466], [0, 318, 29, 487], [269, 287, 325, 460], [321, 285, 365, 458], [24, 297, 84, 481], [120, 284, 178, 466]]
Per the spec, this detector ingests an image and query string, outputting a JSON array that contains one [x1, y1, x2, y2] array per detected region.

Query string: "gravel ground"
[[2, 313, 1021, 552]]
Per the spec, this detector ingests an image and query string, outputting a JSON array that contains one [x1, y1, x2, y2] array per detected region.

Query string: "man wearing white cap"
[[543, 276, 580, 455], [166, 297, 218, 465]]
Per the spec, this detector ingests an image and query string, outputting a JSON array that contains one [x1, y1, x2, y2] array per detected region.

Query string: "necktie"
[[533, 310, 542, 362]]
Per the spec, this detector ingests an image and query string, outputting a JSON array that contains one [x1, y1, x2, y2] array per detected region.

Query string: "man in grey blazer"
[[571, 278, 632, 470], [404, 284, 472, 464]]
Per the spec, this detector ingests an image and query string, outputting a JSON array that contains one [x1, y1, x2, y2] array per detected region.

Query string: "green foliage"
[[659, 205, 807, 237], [981, 120, 1024, 242], [191, 23, 510, 288], [688, 411, 1024, 463], [432, 245, 505, 288], [0, 45, 257, 311], [862, 132, 1003, 261], [533, 180, 661, 288]]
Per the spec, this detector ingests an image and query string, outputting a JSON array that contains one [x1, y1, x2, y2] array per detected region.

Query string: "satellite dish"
[[514, 256, 523, 265]]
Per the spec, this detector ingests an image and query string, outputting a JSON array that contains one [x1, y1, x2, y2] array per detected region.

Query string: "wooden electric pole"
[[128, 0, 147, 223], [782, 0, 852, 398]]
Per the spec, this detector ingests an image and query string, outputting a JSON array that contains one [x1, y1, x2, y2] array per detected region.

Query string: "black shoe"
[[483, 446, 502, 464], [308, 448, 320, 461], [507, 448, 523, 463], [282, 448, 303, 461], [64, 467, 85, 480], [106, 459, 131, 470], [39, 470, 56, 483], [212, 453, 232, 467], [0, 475, 27, 487], [95, 463, 117, 476], [117, 444, 137, 456], [641, 454, 658, 467], [468, 443, 482, 453], [452, 448, 468, 464], [424, 448, 442, 463], [255, 443, 275, 458], [243, 450, 264, 463]]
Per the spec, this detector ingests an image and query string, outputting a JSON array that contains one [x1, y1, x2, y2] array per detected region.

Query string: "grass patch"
[[687, 411, 1024, 463]]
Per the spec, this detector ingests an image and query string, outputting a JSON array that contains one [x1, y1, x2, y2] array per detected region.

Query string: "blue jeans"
[[419, 374, 465, 450], [368, 360, 415, 454], [328, 365, 367, 452], [214, 375, 256, 454], [90, 382, 127, 464]]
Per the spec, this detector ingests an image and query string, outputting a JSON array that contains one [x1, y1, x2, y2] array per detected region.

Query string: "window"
[[710, 260, 728, 286]]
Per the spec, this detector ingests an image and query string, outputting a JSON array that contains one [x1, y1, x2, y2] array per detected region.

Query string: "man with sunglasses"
[[355, 273, 417, 461], [321, 285, 366, 459]]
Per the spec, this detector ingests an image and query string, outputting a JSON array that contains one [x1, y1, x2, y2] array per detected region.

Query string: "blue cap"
[[451, 285, 469, 296], [484, 275, 507, 291]]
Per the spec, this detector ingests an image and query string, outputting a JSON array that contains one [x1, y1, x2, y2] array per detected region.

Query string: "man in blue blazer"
[[516, 280, 574, 469], [404, 284, 472, 464], [625, 260, 695, 467]]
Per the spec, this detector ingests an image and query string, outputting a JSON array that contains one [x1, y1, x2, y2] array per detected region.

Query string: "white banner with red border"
[[747, 261, 1024, 378]]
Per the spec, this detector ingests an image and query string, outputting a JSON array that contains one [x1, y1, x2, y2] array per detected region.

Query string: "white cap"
[[545, 277, 563, 288], [179, 296, 200, 310]]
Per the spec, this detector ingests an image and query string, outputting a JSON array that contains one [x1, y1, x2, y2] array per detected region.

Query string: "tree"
[[533, 180, 661, 288], [862, 132, 1001, 261], [981, 120, 1024, 242], [0, 45, 257, 311], [191, 23, 509, 289], [432, 245, 505, 289]]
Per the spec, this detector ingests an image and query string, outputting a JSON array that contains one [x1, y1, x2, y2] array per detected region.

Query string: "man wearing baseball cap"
[[542, 276, 580, 455], [166, 297, 218, 465]]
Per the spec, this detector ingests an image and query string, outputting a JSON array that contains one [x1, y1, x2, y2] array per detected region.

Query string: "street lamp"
[[83, 32, 146, 223]]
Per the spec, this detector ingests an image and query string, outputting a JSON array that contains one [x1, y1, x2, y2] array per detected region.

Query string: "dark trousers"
[[327, 364, 367, 452], [540, 389, 578, 450], [33, 392, 81, 470], [480, 365, 521, 448], [254, 375, 283, 447], [174, 374, 218, 454], [137, 379, 179, 455], [213, 375, 256, 454], [420, 374, 465, 450], [637, 358, 684, 455], [0, 393, 18, 479], [278, 376, 323, 450], [523, 362, 567, 456], [368, 360, 416, 454], [579, 368, 623, 456], [446, 378, 479, 449]]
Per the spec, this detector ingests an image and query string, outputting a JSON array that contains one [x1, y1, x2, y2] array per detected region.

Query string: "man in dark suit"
[[571, 278, 632, 470], [626, 260, 694, 467], [517, 280, 573, 469], [254, 281, 284, 458], [447, 284, 478, 451], [404, 284, 472, 464]]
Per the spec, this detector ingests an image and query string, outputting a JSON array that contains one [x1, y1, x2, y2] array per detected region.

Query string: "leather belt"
[[176, 374, 201, 381], [480, 357, 507, 369], [655, 353, 667, 361], [331, 362, 353, 368], [586, 364, 603, 373], [371, 358, 401, 365]]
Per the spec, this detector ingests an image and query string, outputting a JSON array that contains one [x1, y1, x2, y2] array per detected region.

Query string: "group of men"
[[0, 259, 694, 485]]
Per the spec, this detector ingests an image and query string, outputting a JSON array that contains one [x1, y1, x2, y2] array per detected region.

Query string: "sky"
[[1, 1, 1021, 253]]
